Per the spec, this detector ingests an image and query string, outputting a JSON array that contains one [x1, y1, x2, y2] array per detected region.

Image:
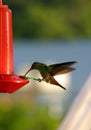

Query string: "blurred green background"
[[3, 0, 91, 39], [0, 92, 63, 130], [1, 0, 91, 130]]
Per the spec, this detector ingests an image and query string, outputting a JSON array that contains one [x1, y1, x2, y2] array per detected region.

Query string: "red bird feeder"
[[0, 0, 29, 93]]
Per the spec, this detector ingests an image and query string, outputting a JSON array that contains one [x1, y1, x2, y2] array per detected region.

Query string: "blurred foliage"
[[0, 93, 62, 130], [3, 0, 91, 39]]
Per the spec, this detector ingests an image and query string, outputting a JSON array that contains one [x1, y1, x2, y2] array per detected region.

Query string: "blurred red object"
[[0, 0, 29, 93]]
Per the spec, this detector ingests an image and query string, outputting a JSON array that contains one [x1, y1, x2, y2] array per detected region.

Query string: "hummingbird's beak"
[[24, 67, 32, 76]]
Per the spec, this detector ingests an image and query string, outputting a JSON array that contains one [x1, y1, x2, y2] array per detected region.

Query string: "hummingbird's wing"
[[48, 61, 76, 76], [49, 77, 66, 90]]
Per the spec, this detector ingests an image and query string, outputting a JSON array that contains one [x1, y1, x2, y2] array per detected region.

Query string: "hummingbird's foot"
[[37, 78, 42, 82]]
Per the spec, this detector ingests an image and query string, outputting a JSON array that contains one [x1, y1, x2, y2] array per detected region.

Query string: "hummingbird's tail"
[[47, 77, 66, 90]]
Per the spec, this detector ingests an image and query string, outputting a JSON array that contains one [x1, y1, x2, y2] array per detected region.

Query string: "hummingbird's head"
[[30, 62, 40, 70]]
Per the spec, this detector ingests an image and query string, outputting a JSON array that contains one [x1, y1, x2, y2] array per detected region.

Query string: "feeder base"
[[0, 74, 29, 93]]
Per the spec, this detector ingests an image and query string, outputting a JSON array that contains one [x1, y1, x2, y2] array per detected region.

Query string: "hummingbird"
[[24, 61, 76, 90]]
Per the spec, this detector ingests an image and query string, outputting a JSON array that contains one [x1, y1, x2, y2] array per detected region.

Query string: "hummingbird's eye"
[[33, 63, 36, 66], [31, 62, 37, 68]]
